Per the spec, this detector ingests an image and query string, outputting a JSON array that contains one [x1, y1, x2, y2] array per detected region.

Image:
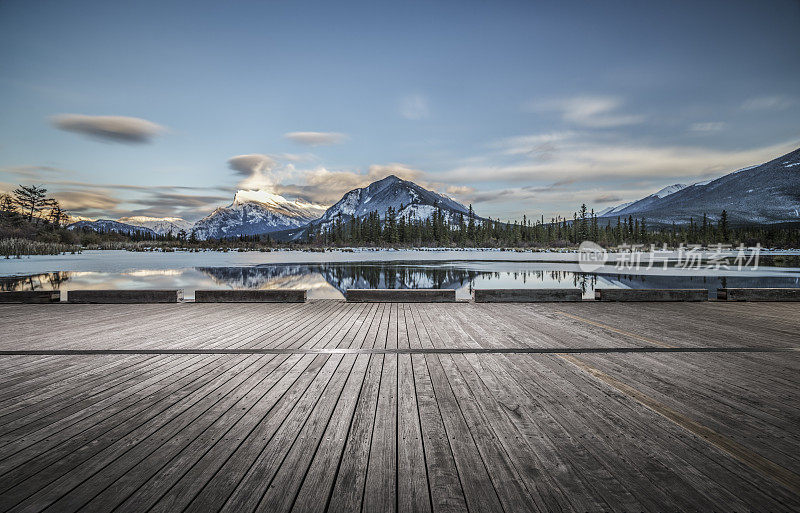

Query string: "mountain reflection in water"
[[2, 261, 799, 300]]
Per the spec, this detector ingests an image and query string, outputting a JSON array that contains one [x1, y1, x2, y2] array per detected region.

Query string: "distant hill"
[[67, 219, 158, 236], [598, 147, 800, 225]]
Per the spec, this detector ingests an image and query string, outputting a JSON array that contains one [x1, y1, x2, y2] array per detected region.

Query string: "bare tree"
[[13, 185, 49, 223]]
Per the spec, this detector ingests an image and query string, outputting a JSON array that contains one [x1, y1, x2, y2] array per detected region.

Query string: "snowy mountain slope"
[[117, 216, 194, 236], [600, 183, 689, 217], [192, 190, 327, 240], [311, 175, 471, 231], [597, 201, 634, 216], [67, 219, 158, 236], [653, 183, 689, 198], [598, 147, 800, 225]]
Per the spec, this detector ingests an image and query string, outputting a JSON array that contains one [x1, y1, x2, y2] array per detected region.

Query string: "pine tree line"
[[296, 203, 800, 248]]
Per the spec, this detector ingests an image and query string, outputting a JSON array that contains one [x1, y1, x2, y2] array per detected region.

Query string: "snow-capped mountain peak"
[[117, 216, 194, 235], [653, 183, 688, 198], [67, 219, 158, 236], [233, 190, 289, 206], [308, 175, 471, 233], [597, 201, 634, 216], [192, 189, 327, 240]]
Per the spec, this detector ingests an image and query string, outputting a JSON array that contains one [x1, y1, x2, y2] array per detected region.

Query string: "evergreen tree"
[[467, 204, 476, 242], [13, 184, 48, 222], [719, 210, 729, 241]]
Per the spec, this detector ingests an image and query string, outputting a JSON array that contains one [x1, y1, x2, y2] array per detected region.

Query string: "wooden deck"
[[0, 301, 798, 512]]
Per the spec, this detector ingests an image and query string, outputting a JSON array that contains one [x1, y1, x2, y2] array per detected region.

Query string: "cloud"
[[271, 162, 427, 204], [492, 132, 577, 160], [445, 132, 800, 184], [399, 94, 430, 120], [0, 165, 73, 180], [227, 154, 278, 190], [593, 193, 623, 203], [366, 163, 424, 182], [51, 114, 166, 143], [53, 189, 122, 212], [227, 154, 276, 176], [689, 121, 726, 133], [445, 185, 475, 196], [741, 95, 796, 111], [126, 191, 230, 220], [525, 96, 644, 128], [284, 131, 347, 146]]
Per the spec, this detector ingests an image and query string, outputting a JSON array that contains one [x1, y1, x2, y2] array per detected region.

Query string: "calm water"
[[2, 250, 799, 300]]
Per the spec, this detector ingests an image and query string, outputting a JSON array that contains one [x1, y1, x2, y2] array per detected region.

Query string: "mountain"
[[192, 190, 327, 240], [311, 175, 471, 231], [597, 201, 634, 217], [598, 147, 800, 225], [117, 216, 193, 236], [599, 183, 689, 217], [67, 219, 158, 236]]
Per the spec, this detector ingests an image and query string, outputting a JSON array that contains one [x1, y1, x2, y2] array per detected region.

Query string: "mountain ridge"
[[191, 190, 327, 240], [598, 147, 800, 225]]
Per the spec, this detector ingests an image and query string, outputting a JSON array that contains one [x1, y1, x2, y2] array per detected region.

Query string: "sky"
[[1, 0, 799, 222]]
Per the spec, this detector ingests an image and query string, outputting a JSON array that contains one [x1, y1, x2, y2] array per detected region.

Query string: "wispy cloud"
[[741, 95, 796, 111], [525, 96, 644, 128], [593, 193, 623, 203], [51, 114, 167, 144], [0, 165, 74, 180], [399, 94, 430, 120], [445, 132, 799, 183], [52, 189, 122, 212], [274, 163, 425, 204], [284, 131, 347, 146], [689, 121, 726, 133]]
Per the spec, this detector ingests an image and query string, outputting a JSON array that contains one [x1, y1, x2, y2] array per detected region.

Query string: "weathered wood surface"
[[595, 288, 708, 301], [718, 287, 800, 301], [473, 288, 582, 302], [346, 288, 455, 302], [0, 301, 798, 512], [0, 291, 60, 303], [67, 289, 183, 303], [194, 289, 307, 303]]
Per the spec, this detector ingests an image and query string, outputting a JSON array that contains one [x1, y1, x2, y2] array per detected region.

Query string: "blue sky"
[[1, 0, 798, 221]]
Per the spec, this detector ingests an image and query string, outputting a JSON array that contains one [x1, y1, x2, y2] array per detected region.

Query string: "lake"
[[2, 249, 799, 300]]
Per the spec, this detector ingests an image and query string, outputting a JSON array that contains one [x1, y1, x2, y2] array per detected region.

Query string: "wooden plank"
[[67, 289, 183, 303], [213, 354, 348, 512], [411, 305, 504, 512], [474, 288, 582, 302], [0, 355, 263, 511], [174, 354, 331, 513], [346, 289, 456, 303], [194, 289, 306, 302], [10, 356, 277, 512], [0, 355, 228, 491], [324, 303, 385, 512], [396, 305, 430, 513], [261, 353, 369, 511], [719, 288, 800, 301], [595, 288, 708, 301], [75, 354, 301, 512], [0, 291, 59, 303], [326, 353, 384, 513]]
